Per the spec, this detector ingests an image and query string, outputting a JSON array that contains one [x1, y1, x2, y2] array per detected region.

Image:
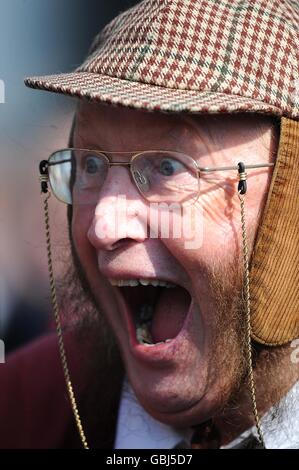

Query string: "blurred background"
[[0, 0, 140, 353]]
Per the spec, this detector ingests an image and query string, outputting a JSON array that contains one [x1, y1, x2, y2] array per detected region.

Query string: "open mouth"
[[110, 278, 192, 346]]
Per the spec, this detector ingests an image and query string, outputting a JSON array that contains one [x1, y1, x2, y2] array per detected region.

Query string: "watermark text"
[[94, 196, 203, 250]]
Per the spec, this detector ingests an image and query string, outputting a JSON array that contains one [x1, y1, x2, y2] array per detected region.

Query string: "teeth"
[[144, 339, 172, 346], [109, 278, 177, 288], [136, 318, 173, 347], [136, 324, 153, 345]]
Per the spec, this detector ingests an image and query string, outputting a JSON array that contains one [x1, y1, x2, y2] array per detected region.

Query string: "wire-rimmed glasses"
[[40, 148, 275, 205]]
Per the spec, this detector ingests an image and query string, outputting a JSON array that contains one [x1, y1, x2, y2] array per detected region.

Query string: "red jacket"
[[0, 330, 124, 449]]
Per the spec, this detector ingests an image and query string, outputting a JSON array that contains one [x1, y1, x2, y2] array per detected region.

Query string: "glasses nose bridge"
[[106, 156, 152, 201], [105, 159, 146, 197], [108, 161, 132, 168]]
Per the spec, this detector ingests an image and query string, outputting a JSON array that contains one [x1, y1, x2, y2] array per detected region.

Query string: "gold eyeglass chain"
[[40, 160, 89, 449], [42, 192, 89, 449], [238, 163, 265, 449]]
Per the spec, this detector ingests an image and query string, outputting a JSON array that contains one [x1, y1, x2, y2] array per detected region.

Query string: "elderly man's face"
[[72, 102, 275, 426]]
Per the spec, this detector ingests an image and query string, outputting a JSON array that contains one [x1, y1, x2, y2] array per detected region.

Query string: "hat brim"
[[25, 71, 281, 116]]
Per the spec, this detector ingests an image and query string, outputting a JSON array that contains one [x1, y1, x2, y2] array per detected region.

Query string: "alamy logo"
[[0, 79, 5, 104], [94, 195, 204, 250], [0, 339, 5, 363]]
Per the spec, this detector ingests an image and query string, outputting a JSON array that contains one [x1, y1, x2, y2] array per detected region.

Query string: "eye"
[[159, 158, 183, 176], [84, 155, 102, 174]]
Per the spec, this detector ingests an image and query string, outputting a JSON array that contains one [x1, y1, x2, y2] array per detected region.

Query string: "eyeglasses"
[[39, 148, 275, 205]]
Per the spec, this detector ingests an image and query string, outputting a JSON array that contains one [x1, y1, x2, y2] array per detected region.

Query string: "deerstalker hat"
[[25, 0, 299, 118]]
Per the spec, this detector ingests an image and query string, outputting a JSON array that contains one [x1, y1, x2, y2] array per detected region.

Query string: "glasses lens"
[[132, 151, 199, 203], [72, 149, 108, 205], [48, 149, 108, 205], [48, 149, 73, 204]]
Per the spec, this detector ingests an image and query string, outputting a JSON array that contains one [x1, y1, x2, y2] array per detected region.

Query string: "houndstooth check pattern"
[[25, 0, 299, 119]]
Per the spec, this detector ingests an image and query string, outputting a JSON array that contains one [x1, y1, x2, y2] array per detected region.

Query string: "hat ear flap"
[[250, 117, 299, 346]]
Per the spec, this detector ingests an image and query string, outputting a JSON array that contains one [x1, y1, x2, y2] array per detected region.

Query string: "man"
[[0, 0, 298, 449]]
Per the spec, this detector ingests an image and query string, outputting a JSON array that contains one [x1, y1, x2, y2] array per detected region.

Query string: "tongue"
[[151, 287, 190, 343]]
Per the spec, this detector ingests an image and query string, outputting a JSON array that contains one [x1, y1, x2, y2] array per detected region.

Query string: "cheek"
[[165, 187, 241, 265], [163, 172, 268, 273], [198, 172, 269, 260], [201, 188, 241, 259]]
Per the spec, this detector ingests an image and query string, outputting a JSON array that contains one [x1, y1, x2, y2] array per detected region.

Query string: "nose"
[[87, 166, 148, 251]]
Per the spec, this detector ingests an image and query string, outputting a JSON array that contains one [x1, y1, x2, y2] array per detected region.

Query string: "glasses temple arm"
[[197, 162, 275, 173], [47, 159, 72, 166], [198, 162, 274, 173]]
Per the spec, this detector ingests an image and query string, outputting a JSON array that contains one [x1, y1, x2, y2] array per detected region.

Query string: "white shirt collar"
[[114, 378, 299, 449]]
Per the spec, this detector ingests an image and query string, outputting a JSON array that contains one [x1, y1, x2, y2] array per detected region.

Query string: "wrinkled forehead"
[[73, 101, 278, 154]]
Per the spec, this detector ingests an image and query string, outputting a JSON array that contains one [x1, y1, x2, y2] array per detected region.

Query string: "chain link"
[[238, 193, 266, 448], [42, 193, 89, 449]]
